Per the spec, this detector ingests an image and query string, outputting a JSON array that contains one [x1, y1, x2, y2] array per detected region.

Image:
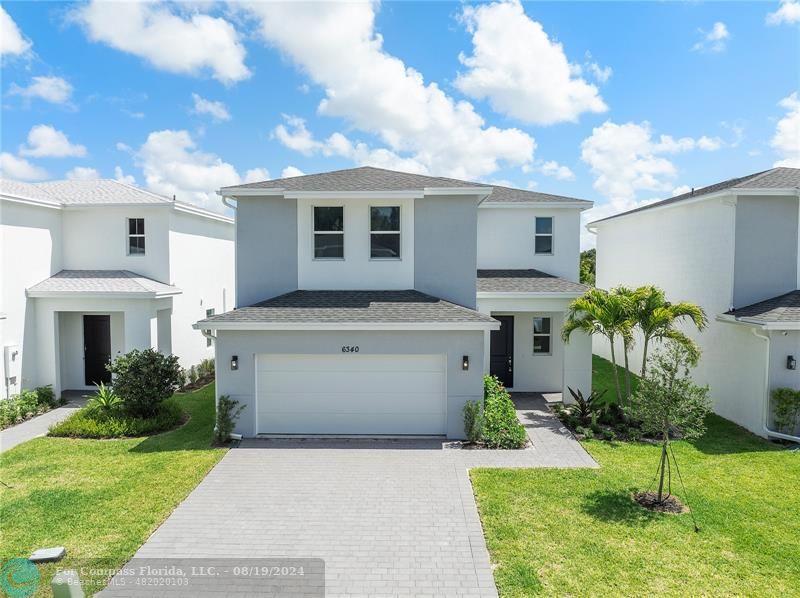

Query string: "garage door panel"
[[256, 354, 446, 435]]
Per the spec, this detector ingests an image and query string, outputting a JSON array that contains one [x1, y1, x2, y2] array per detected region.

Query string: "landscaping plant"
[[463, 400, 484, 443], [0, 385, 59, 429], [566, 386, 607, 424], [107, 348, 183, 417], [482, 375, 527, 449], [86, 382, 123, 416], [50, 399, 184, 438], [626, 341, 711, 507], [214, 395, 245, 444], [771, 387, 800, 434]]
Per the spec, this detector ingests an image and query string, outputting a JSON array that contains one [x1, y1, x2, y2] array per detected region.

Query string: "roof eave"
[[482, 201, 592, 210], [27, 289, 182, 299], [193, 320, 499, 331], [217, 187, 492, 200], [477, 291, 584, 299], [716, 313, 800, 331]]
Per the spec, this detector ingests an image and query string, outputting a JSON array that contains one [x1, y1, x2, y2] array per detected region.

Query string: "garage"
[[255, 353, 447, 435]]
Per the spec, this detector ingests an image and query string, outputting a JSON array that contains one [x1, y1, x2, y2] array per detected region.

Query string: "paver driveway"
[[102, 423, 594, 598]]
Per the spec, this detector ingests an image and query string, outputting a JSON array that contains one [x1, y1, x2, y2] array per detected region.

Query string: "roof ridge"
[[730, 168, 780, 188]]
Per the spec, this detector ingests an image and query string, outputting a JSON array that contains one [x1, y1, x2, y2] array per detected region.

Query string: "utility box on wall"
[[4, 344, 20, 397]]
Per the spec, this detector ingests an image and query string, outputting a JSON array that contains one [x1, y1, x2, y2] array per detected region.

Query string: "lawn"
[[0, 384, 226, 596], [472, 357, 800, 597]]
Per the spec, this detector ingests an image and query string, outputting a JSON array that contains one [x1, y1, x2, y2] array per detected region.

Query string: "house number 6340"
[[341, 345, 360, 353]]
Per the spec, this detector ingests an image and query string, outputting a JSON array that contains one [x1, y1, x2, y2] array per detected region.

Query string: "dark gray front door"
[[490, 315, 514, 388], [84, 315, 112, 386]]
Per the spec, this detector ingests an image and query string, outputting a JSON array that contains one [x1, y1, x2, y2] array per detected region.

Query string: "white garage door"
[[256, 354, 446, 435]]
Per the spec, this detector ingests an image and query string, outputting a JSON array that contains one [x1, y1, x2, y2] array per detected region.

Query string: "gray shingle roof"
[[198, 290, 497, 325], [27, 270, 180, 296], [1, 178, 174, 205], [222, 166, 591, 205], [725, 290, 800, 325], [592, 167, 800, 224], [477, 269, 588, 294]]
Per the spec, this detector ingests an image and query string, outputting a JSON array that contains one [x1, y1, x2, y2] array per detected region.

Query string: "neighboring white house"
[[589, 167, 800, 440], [195, 166, 592, 439], [0, 179, 235, 399]]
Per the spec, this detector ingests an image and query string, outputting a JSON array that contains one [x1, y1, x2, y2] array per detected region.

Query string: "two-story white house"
[[196, 166, 592, 439], [0, 179, 235, 399], [589, 167, 800, 440]]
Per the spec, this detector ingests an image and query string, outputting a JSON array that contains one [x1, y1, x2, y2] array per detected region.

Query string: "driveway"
[[101, 401, 594, 597]]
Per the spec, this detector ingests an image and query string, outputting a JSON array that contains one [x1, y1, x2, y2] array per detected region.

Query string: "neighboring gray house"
[[196, 166, 593, 438], [589, 167, 800, 440]]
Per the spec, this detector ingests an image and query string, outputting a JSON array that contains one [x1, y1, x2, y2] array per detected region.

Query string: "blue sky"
[[1, 1, 798, 246]]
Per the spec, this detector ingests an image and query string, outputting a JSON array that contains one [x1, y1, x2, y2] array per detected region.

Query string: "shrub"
[[214, 395, 244, 444], [0, 385, 58, 429], [49, 399, 184, 438], [771, 388, 800, 433], [86, 383, 123, 416], [188, 365, 198, 384], [482, 375, 527, 449], [566, 387, 607, 424], [198, 358, 215, 379], [107, 349, 183, 418], [463, 400, 483, 443]]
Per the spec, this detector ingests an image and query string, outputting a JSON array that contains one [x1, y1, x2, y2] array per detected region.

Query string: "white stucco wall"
[[768, 331, 800, 435], [477, 207, 582, 282]]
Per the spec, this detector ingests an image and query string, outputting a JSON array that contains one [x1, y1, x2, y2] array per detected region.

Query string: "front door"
[[490, 315, 514, 388], [84, 315, 112, 386]]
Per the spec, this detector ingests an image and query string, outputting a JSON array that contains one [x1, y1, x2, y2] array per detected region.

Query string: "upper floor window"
[[313, 206, 344, 259], [128, 218, 145, 255], [370, 206, 400, 259], [534, 217, 553, 255], [533, 317, 552, 355], [205, 308, 215, 346]]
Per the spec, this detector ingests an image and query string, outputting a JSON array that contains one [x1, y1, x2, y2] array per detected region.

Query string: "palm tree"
[[562, 288, 630, 406], [610, 286, 639, 401], [633, 285, 707, 377]]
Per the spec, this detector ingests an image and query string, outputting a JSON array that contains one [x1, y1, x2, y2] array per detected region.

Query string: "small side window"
[[534, 217, 553, 255], [205, 308, 215, 347], [128, 218, 145, 255], [533, 317, 552, 355]]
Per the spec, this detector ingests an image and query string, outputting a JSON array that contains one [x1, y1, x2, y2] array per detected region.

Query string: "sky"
[[1, 0, 798, 247]]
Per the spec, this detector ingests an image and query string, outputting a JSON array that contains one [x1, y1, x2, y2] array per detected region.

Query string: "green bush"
[[0, 385, 58, 429], [214, 395, 244, 444], [86, 383, 123, 416], [463, 400, 484, 443], [482, 375, 528, 449], [188, 365, 198, 384], [771, 388, 800, 433], [49, 399, 184, 438], [107, 349, 183, 418], [198, 358, 215, 379]]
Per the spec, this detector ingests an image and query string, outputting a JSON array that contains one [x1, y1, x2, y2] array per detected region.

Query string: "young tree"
[[627, 341, 711, 503], [633, 286, 707, 378], [562, 288, 630, 406], [610, 286, 640, 402]]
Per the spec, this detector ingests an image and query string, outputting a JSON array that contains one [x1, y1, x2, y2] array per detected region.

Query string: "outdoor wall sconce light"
[[231, 355, 239, 371], [462, 355, 470, 371], [788, 355, 796, 371]]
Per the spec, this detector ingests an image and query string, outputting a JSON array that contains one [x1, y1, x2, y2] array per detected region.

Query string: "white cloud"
[[0, 153, 48, 180], [244, 168, 269, 183], [281, 166, 304, 178], [767, 0, 800, 25], [19, 125, 87, 158], [9, 76, 73, 104], [1, 6, 31, 57], [587, 63, 613, 84], [273, 116, 322, 156], [672, 185, 692, 196], [71, 1, 250, 84], [244, 1, 534, 179], [772, 92, 800, 167], [114, 166, 136, 185], [691, 22, 730, 53], [134, 129, 265, 209], [540, 160, 575, 181], [66, 166, 100, 180], [455, 0, 607, 125], [191, 93, 231, 121]]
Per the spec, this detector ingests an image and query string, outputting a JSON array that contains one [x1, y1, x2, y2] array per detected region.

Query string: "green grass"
[[0, 385, 226, 596], [591, 353, 638, 401], [472, 358, 800, 596]]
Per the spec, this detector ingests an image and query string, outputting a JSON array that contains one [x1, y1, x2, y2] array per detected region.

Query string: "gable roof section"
[[195, 289, 498, 330], [221, 166, 591, 206], [477, 269, 588, 294], [590, 167, 800, 225], [723, 290, 800, 327], [27, 270, 181, 298]]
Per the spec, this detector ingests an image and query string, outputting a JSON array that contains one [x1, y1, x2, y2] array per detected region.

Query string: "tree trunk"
[[640, 336, 650, 378], [623, 340, 632, 403], [608, 337, 624, 406], [656, 441, 668, 503]]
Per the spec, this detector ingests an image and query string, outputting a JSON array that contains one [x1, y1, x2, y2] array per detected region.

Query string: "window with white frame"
[[534, 217, 553, 255], [313, 206, 344, 259], [205, 308, 215, 346], [533, 317, 551, 354], [128, 218, 145, 255], [370, 206, 400, 259]]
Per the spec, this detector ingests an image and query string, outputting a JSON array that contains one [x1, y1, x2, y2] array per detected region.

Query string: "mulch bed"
[[179, 376, 214, 393], [634, 491, 688, 514]]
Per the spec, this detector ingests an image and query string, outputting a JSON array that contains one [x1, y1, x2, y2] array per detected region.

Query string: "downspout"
[[752, 328, 800, 443]]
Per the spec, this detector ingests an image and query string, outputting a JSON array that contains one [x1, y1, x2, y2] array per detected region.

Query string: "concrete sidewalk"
[[0, 391, 89, 453]]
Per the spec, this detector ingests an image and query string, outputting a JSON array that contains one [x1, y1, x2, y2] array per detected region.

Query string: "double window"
[[313, 206, 344, 259], [533, 317, 552, 355], [370, 206, 400, 259], [534, 217, 553, 255], [128, 218, 145, 255]]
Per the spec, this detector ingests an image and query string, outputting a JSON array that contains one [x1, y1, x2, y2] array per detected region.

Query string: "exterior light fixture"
[[462, 355, 469, 371], [787, 355, 797, 371], [231, 355, 239, 371]]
